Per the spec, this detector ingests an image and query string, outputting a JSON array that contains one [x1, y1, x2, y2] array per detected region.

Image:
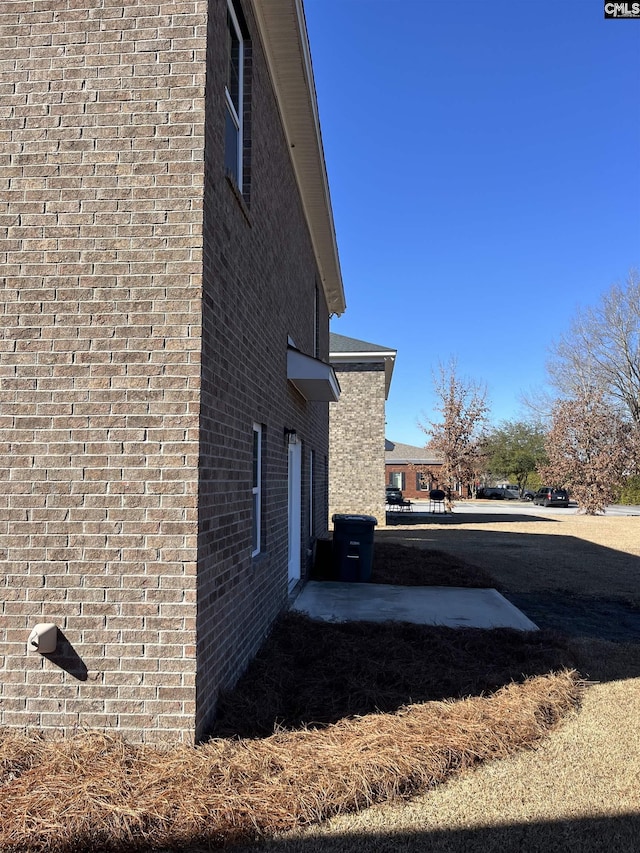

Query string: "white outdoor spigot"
[[28, 623, 58, 654]]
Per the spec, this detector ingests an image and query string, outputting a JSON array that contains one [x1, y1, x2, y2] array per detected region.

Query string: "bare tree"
[[420, 359, 489, 511], [540, 391, 638, 514], [548, 269, 640, 423]]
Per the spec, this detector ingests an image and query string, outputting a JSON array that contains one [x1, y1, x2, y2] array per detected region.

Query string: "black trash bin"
[[331, 514, 377, 582]]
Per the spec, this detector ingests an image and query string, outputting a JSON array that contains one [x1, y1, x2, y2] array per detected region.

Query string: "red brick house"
[[385, 441, 445, 500], [386, 441, 477, 501], [1, 0, 344, 743]]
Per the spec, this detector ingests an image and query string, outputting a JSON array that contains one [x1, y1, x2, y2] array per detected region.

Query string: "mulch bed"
[[372, 542, 640, 645], [212, 541, 572, 739], [211, 613, 575, 739]]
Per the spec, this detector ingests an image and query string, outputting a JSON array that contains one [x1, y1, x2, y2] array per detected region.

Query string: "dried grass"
[[381, 515, 640, 603], [0, 672, 581, 853], [370, 542, 497, 588]]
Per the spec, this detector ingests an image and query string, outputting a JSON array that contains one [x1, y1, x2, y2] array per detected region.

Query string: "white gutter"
[[251, 0, 346, 316], [330, 349, 397, 400]]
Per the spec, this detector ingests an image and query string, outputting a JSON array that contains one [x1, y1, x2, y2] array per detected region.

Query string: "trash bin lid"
[[332, 514, 378, 525]]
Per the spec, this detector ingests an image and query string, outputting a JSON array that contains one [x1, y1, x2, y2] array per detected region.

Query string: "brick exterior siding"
[[386, 464, 444, 500], [194, 0, 331, 740], [328, 363, 386, 525], [1, 0, 332, 743]]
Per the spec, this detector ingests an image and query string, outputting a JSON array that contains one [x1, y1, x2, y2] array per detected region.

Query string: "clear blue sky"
[[305, 0, 640, 447]]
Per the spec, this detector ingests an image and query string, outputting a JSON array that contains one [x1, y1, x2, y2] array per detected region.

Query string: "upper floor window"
[[225, 1, 244, 188]]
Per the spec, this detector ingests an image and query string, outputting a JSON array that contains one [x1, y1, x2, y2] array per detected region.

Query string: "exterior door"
[[287, 440, 302, 589]]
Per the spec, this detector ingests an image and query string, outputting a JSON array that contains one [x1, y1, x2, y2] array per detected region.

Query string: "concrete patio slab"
[[292, 581, 538, 631]]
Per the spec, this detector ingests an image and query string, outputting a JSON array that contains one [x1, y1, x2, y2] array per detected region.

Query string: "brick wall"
[[386, 464, 444, 500], [194, 0, 331, 740], [1, 0, 332, 744], [0, 0, 209, 743], [328, 363, 386, 526]]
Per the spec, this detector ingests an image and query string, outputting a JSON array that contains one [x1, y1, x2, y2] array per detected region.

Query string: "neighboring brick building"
[[1, 0, 345, 743], [385, 441, 477, 501], [385, 441, 445, 500], [328, 333, 396, 525]]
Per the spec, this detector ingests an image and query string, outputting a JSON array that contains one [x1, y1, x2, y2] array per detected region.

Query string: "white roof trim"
[[330, 350, 397, 360], [251, 0, 346, 316], [287, 347, 341, 402], [330, 350, 397, 401]]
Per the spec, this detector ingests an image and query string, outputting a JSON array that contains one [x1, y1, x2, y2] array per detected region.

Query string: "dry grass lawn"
[[381, 513, 640, 602], [239, 679, 640, 853]]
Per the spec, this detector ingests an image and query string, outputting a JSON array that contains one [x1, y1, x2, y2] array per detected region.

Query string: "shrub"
[[617, 475, 640, 506]]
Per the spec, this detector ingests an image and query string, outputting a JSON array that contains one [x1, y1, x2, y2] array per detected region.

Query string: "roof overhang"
[[251, 0, 346, 316], [385, 458, 443, 466], [329, 349, 397, 400], [287, 347, 341, 402]]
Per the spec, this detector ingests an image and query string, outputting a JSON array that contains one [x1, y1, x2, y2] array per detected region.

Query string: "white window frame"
[[313, 285, 319, 359], [389, 471, 405, 490], [416, 471, 430, 492], [225, 0, 244, 188], [309, 449, 314, 537], [252, 423, 262, 557]]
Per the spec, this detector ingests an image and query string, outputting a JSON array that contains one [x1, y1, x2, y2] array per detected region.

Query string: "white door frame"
[[287, 439, 302, 589]]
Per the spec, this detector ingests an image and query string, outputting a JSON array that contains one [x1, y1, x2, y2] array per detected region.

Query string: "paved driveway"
[[410, 500, 640, 517]]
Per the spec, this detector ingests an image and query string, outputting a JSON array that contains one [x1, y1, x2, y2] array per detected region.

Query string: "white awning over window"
[[287, 347, 340, 402]]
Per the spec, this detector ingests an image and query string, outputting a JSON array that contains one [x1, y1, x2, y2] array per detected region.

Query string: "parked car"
[[523, 489, 535, 501], [477, 487, 518, 500], [386, 486, 403, 502], [532, 487, 570, 508], [385, 485, 413, 511]]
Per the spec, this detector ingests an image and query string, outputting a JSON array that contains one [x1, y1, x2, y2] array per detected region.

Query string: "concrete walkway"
[[292, 581, 538, 631]]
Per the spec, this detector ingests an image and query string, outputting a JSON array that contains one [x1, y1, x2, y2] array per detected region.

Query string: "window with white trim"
[[225, 1, 244, 187], [313, 285, 319, 358], [389, 471, 405, 490], [416, 471, 431, 492], [252, 423, 262, 556], [309, 449, 314, 537]]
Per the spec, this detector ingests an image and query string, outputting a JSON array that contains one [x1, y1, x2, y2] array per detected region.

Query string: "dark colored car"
[[523, 489, 535, 501], [385, 486, 403, 502], [478, 487, 518, 500], [532, 487, 570, 508]]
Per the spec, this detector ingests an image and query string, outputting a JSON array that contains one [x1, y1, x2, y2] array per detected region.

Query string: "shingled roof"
[[329, 332, 397, 399], [329, 332, 396, 355], [385, 440, 443, 465]]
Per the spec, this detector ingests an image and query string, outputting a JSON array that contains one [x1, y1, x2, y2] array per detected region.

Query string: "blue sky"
[[305, 0, 640, 447]]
